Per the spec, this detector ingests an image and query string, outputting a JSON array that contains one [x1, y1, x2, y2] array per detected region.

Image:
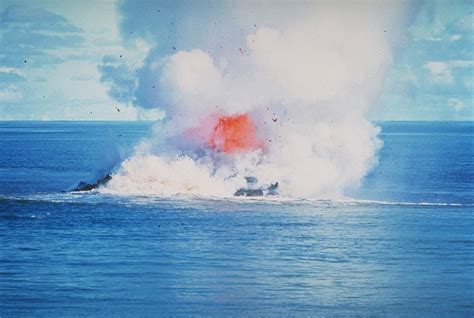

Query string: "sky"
[[0, 0, 472, 121]]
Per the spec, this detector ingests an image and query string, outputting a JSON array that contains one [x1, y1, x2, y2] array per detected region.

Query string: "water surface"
[[1, 121, 473, 316]]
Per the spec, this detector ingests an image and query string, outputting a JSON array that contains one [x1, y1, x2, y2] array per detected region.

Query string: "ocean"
[[1, 121, 473, 316]]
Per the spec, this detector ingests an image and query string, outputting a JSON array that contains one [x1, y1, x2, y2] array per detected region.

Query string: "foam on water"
[[3, 193, 470, 210]]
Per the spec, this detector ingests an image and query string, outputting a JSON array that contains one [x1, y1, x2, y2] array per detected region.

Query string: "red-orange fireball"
[[208, 114, 263, 153]]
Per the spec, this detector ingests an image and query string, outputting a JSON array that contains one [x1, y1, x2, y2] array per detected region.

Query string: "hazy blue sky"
[[0, 0, 472, 121]]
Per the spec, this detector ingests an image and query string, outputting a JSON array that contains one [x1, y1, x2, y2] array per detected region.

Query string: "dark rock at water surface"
[[234, 177, 279, 197], [72, 174, 112, 192], [234, 188, 264, 197]]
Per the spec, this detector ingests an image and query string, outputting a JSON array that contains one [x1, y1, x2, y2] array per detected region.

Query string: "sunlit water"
[[1, 121, 473, 316]]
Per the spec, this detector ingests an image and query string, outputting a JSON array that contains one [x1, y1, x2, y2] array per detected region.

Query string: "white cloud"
[[423, 61, 453, 84], [137, 107, 165, 121], [0, 85, 22, 102], [0, 1, 153, 120], [0, 66, 23, 76], [448, 34, 462, 41], [424, 60, 473, 85], [425, 36, 442, 41], [399, 65, 419, 84], [426, 34, 462, 42], [450, 60, 474, 68], [448, 98, 469, 112]]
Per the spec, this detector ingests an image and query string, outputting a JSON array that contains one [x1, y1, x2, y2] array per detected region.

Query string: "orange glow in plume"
[[208, 114, 263, 153]]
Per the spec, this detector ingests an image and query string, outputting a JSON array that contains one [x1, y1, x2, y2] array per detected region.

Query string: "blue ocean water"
[[0, 121, 473, 316]]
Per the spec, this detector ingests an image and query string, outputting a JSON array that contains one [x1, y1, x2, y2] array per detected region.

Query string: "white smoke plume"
[[101, 0, 410, 198]]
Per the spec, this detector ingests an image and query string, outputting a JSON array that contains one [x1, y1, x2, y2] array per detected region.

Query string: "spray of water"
[[100, 1, 409, 198]]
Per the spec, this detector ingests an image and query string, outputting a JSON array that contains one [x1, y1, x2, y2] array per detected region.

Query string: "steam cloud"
[[100, 1, 409, 198]]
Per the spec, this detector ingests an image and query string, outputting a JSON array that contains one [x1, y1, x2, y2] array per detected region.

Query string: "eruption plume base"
[[101, 154, 243, 197]]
